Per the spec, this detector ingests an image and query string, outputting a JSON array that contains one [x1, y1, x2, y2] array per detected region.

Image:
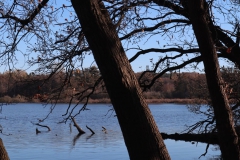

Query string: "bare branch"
[[129, 48, 200, 62], [120, 19, 190, 40]]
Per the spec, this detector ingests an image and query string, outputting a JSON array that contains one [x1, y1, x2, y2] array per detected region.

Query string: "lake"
[[0, 103, 221, 160]]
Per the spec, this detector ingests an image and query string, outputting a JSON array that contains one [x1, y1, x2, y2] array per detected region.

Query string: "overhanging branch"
[[129, 48, 200, 62]]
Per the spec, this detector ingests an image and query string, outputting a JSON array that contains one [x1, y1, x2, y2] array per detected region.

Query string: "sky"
[[0, 0, 237, 74]]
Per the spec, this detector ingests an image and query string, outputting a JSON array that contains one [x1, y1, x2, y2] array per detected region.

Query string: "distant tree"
[[173, 74, 189, 98]]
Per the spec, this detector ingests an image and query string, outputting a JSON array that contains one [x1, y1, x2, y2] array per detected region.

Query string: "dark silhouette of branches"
[[120, 19, 190, 40], [0, 0, 49, 26], [139, 56, 202, 90], [129, 48, 200, 62]]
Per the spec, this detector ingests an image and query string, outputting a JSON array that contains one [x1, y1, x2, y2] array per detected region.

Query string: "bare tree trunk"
[[0, 138, 9, 160], [187, 0, 240, 159], [70, 0, 170, 159], [71, 117, 85, 134]]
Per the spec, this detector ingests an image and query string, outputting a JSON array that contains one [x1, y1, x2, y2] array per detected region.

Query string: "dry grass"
[[88, 98, 111, 103], [146, 98, 206, 104], [88, 98, 202, 104], [0, 95, 207, 105], [0, 95, 28, 103]]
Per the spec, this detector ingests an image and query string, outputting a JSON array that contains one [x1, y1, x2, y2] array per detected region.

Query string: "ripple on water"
[[1, 103, 220, 160]]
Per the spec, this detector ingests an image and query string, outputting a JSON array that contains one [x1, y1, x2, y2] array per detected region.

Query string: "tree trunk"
[[0, 138, 9, 160], [70, 0, 170, 159], [187, 0, 240, 159]]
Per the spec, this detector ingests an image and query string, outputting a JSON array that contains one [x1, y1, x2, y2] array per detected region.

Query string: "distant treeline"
[[0, 67, 238, 103]]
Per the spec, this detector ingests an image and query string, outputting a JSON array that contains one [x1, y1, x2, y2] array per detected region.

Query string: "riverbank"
[[80, 98, 199, 104], [0, 95, 206, 104]]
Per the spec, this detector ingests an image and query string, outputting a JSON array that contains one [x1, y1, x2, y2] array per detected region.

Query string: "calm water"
[[0, 103, 220, 160]]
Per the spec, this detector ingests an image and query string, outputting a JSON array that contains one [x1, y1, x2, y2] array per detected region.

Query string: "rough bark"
[[187, 0, 240, 159], [0, 138, 9, 160], [70, 0, 170, 159]]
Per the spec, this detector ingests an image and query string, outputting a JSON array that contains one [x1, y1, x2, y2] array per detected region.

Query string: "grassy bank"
[[0, 95, 206, 104]]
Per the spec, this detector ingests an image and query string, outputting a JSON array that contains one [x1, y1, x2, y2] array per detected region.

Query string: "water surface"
[[0, 103, 220, 160]]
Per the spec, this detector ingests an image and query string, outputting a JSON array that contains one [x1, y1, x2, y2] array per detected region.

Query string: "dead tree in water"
[[71, 117, 85, 134], [0, 138, 9, 160], [31, 122, 51, 134], [86, 125, 95, 134], [35, 123, 51, 131]]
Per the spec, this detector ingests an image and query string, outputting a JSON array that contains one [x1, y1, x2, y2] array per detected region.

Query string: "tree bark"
[[70, 0, 170, 159], [187, 0, 240, 159], [0, 138, 9, 160]]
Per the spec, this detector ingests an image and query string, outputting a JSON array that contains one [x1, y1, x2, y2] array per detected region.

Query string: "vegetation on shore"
[[0, 66, 237, 104], [0, 95, 203, 104]]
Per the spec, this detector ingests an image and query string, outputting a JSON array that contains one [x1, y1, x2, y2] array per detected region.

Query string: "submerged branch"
[[71, 117, 85, 134], [161, 132, 218, 144], [31, 122, 51, 131], [86, 125, 95, 134]]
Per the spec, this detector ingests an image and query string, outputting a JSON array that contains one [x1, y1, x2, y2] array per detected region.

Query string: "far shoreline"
[[0, 96, 207, 105]]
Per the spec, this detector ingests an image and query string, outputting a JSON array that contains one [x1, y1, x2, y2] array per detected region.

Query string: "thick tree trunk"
[[71, 0, 170, 159], [187, 0, 240, 159], [0, 138, 9, 160]]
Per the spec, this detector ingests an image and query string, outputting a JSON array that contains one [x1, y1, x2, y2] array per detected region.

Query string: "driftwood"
[[102, 126, 107, 134], [161, 127, 240, 144], [86, 125, 95, 134], [71, 117, 85, 134], [31, 122, 51, 132], [161, 132, 218, 144], [35, 123, 51, 131]]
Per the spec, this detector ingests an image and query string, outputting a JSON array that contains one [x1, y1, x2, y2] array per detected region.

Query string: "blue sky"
[[0, 0, 236, 74]]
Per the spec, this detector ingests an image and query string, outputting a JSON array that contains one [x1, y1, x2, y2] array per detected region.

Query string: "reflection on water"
[[0, 103, 221, 160]]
